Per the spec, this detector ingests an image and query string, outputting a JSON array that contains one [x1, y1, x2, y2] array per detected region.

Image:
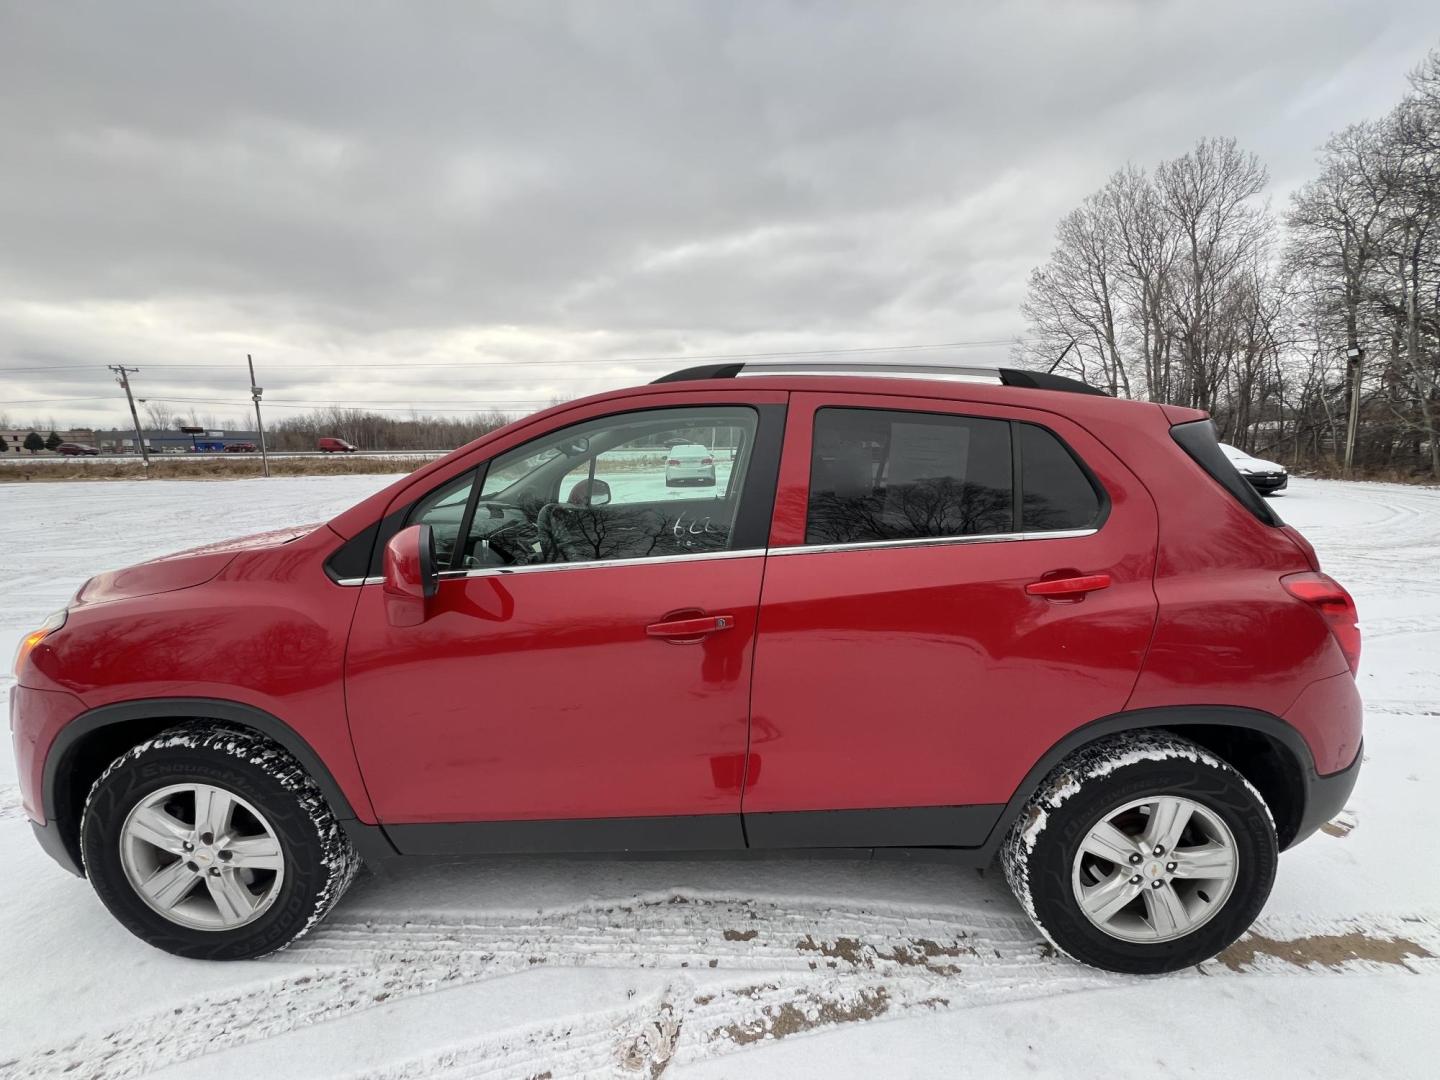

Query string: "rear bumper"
[[1287, 739, 1362, 849]]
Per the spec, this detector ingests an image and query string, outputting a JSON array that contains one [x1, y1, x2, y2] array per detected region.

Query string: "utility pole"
[[247, 353, 270, 478], [108, 365, 150, 468], [1344, 345, 1364, 475]]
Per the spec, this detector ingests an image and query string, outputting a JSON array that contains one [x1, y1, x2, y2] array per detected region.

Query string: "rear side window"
[[1171, 419, 1282, 526], [805, 408, 1013, 544], [1017, 423, 1102, 531]]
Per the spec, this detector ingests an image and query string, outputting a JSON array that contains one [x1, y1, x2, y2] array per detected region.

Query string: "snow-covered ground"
[[1, 475, 1437, 1078]]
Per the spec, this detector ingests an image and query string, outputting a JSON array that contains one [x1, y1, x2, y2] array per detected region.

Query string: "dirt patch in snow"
[[1219, 931, 1434, 972], [715, 987, 891, 1047], [794, 933, 973, 975], [1321, 810, 1358, 837]]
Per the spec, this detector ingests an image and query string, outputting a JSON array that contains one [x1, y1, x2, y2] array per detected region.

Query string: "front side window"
[[421, 406, 759, 570], [805, 408, 1014, 545], [407, 469, 476, 568]]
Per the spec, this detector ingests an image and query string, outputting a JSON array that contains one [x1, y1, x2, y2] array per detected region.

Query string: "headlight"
[[13, 609, 67, 677]]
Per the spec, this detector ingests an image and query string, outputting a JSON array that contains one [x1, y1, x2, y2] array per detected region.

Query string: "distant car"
[[665, 443, 716, 486], [55, 443, 98, 456], [318, 437, 357, 453], [225, 443, 258, 453], [1219, 443, 1288, 495]]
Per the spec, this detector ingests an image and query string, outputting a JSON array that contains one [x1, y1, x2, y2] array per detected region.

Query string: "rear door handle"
[[646, 614, 735, 638], [1026, 573, 1112, 598]]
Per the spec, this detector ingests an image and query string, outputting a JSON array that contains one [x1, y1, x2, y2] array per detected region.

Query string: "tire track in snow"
[[9, 895, 1439, 1080]]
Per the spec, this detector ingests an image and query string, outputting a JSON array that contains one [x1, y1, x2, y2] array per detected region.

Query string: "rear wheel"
[[81, 723, 359, 960], [1002, 731, 1276, 974]]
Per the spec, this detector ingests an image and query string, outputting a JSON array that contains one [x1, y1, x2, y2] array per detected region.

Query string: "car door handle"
[[1026, 573, 1112, 597], [646, 614, 735, 638]]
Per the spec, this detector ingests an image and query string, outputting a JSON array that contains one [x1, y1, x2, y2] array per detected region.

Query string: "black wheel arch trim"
[[42, 697, 385, 871], [976, 705, 1323, 861]]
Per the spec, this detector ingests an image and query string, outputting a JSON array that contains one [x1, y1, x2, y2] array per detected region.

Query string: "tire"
[[81, 723, 360, 960], [1001, 731, 1276, 974]]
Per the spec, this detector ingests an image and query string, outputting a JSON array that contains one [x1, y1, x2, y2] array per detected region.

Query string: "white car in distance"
[[665, 443, 717, 487], [1219, 442, 1289, 495]]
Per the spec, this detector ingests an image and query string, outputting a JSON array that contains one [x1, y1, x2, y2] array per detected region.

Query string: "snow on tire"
[[81, 722, 360, 960], [1001, 730, 1277, 975]]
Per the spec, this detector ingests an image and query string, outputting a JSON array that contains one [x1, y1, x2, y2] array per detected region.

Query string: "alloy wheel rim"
[[118, 783, 285, 931], [1070, 795, 1238, 944]]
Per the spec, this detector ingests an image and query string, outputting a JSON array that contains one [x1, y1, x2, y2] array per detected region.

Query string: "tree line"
[[260, 406, 516, 452], [1018, 47, 1440, 478]]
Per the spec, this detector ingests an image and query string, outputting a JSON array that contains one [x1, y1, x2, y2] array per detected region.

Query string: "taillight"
[[700, 457, 714, 466], [667, 458, 681, 466], [1282, 572, 1361, 675]]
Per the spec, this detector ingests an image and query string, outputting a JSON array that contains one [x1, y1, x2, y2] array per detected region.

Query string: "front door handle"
[[646, 614, 735, 639], [1026, 573, 1112, 598]]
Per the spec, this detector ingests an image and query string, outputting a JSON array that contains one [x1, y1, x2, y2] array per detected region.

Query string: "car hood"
[[1237, 455, 1285, 472], [75, 523, 319, 605]]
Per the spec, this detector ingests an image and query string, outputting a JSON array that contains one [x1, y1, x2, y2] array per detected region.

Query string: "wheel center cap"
[[1145, 862, 1165, 878]]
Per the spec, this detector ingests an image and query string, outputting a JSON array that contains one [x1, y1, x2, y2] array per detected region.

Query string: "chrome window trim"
[[333, 529, 1096, 584], [768, 527, 1097, 557], [434, 547, 763, 580]]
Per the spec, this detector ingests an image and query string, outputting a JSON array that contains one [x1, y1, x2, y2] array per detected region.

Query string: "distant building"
[[91, 428, 261, 453], [1, 428, 96, 453]]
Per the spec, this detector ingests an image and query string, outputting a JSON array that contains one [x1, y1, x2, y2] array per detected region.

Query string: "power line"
[[3, 395, 555, 407], [0, 337, 1022, 375]]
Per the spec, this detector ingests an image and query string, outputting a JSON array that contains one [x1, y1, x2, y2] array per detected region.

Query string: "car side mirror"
[[564, 478, 612, 506], [383, 524, 439, 626]]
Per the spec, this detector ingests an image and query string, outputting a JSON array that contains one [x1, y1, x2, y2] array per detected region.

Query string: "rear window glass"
[[1018, 423, 1102, 531], [805, 408, 1013, 545]]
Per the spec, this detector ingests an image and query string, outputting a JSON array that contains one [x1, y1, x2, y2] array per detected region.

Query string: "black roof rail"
[[649, 360, 1108, 397], [996, 368, 1109, 397]]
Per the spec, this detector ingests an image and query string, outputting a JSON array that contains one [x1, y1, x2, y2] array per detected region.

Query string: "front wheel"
[[81, 723, 359, 960], [1002, 731, 1276, 974]]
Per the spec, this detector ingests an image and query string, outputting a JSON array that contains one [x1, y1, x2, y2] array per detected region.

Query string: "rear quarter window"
[[1017, 423, 1104, 531]]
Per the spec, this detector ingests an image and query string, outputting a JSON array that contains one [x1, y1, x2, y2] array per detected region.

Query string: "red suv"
[[11, 363, 1362, 972]]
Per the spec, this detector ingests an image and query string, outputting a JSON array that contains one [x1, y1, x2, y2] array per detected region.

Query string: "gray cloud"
[[2, 0, 1437, 426]]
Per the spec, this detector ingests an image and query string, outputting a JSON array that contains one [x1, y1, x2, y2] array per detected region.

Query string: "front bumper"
[[31, 819, 84, 876], [1244, 471, 1288, 493], [1288, 739, 1362, 849]]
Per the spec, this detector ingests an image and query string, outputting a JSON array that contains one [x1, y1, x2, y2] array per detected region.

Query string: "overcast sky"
[[2, 1, 1438, 431]]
